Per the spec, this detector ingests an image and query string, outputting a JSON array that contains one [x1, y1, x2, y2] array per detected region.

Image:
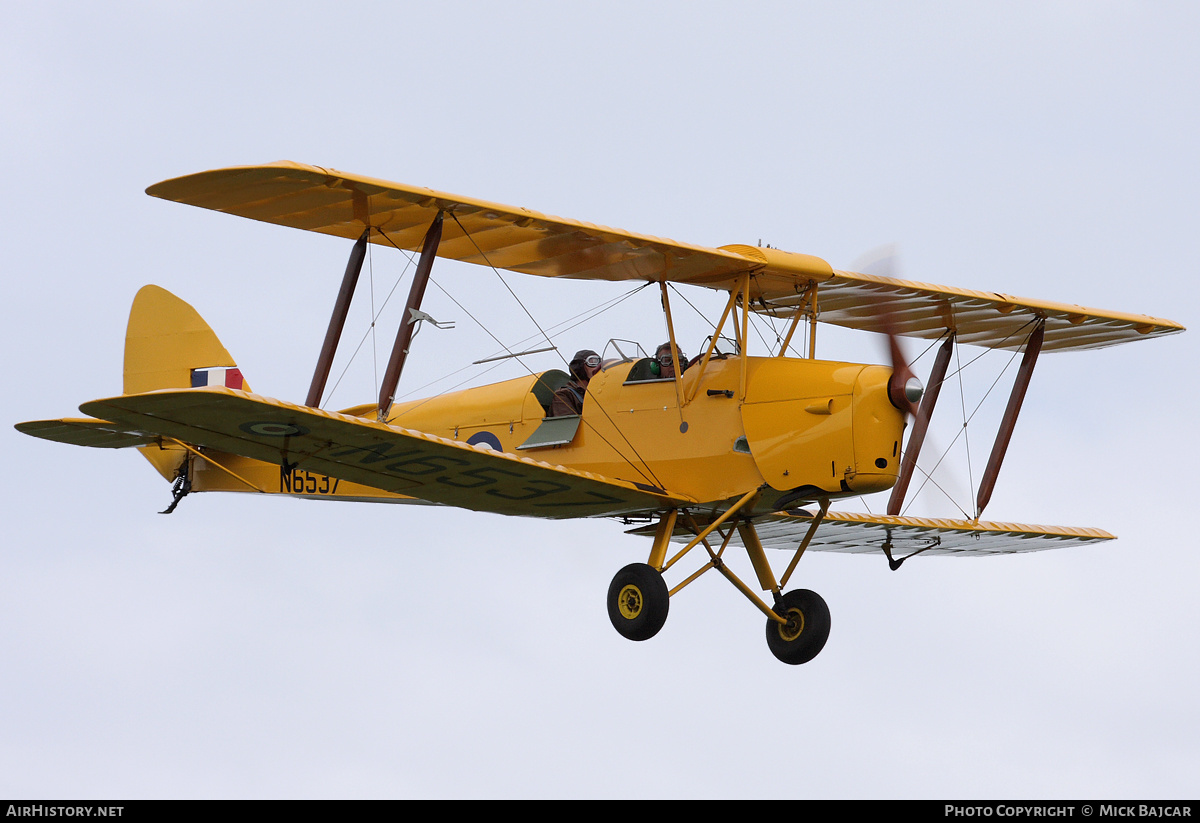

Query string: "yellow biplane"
[[16, 162, 1185, 665]]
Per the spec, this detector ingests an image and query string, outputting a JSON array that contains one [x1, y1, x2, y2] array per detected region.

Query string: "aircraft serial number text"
[[281, 469, 340, 495]]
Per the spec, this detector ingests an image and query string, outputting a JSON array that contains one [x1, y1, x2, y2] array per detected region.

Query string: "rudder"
[[124, 285, 248, 480]]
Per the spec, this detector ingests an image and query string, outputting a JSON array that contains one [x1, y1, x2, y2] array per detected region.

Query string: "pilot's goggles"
[[583, 355, 601, 368]]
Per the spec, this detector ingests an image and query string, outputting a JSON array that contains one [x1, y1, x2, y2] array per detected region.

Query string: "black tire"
[[765, 589, 830, 665], [607, 563, 669, 641]]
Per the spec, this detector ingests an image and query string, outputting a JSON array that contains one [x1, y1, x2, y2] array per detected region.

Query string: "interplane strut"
[[307, 228, 370, 409], [976, 321, 1045, 517], [379, 213, 444, 420]]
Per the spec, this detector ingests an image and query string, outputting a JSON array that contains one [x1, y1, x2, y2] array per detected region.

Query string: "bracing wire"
[[373, 221, 667, 490], [667, 283, 721, 334], [901, 461, 973, 520], [448, 212, 565, 368], [900, 324, 1035, 518], [323, 238, 417, 408]]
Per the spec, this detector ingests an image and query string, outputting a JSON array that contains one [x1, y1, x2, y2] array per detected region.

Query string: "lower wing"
[[630, 510, 1114, 557], [755, 510, 1113, 556], [75, 387, 691, 519], [16, 418, 162, 449]]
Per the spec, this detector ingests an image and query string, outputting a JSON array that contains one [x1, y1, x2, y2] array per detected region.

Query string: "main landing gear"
[[607, 563, 670, 641], [605, 492, 834, 666], [764, 588, 830, 665]]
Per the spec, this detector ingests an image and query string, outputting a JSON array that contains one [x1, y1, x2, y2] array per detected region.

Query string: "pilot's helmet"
[[570, 349, 601, 381]]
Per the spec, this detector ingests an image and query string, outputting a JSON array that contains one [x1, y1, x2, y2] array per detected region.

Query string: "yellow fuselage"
[[380, 356, 905, 509], [190, 355, 906, 511]]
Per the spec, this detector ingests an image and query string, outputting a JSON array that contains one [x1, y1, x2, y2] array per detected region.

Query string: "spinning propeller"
[[851, 247, 953, 517], [885, 321, 924, 417], [852, 247, 925, 417]]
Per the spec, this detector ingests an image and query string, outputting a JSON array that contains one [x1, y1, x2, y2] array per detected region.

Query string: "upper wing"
[[79, 387, 691, 519], [753, 511, 1115, 556], [147, 161, 758, 288], [738, 254, 1185, 352], [147, 162, 1184, 352]]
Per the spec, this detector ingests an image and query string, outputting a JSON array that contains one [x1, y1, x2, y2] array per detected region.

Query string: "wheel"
[[607, 563, 669, 641], [765, 589, 830, 665]]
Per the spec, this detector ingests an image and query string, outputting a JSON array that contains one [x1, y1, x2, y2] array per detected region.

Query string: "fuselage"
[[357, 355, 908, 511]]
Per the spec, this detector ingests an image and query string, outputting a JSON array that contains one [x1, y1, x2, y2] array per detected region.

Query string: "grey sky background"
[[2, 2, 1197, 798]]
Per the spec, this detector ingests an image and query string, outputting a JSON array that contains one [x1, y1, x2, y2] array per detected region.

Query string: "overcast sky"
[[3, 1, 1197, 799]]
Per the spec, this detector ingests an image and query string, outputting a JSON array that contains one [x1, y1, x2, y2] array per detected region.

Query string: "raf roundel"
[[239, 421, 309, 438]]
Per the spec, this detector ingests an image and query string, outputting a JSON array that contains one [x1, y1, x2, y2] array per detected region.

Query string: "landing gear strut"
[[606, 496, 834, 665]]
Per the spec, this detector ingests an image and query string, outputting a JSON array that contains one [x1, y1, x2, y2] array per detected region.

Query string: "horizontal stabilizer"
[[16, 418, 161, 449], [80, 388, 692, 519]]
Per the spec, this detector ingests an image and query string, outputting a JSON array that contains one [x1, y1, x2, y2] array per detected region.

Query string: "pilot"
[[654, 342, 688, 379], [550, 349, 601, 416]]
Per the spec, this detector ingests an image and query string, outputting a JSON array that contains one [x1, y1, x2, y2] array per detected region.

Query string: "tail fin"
[[124, 285, 248, 480], [124, 284, 249, 395]]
